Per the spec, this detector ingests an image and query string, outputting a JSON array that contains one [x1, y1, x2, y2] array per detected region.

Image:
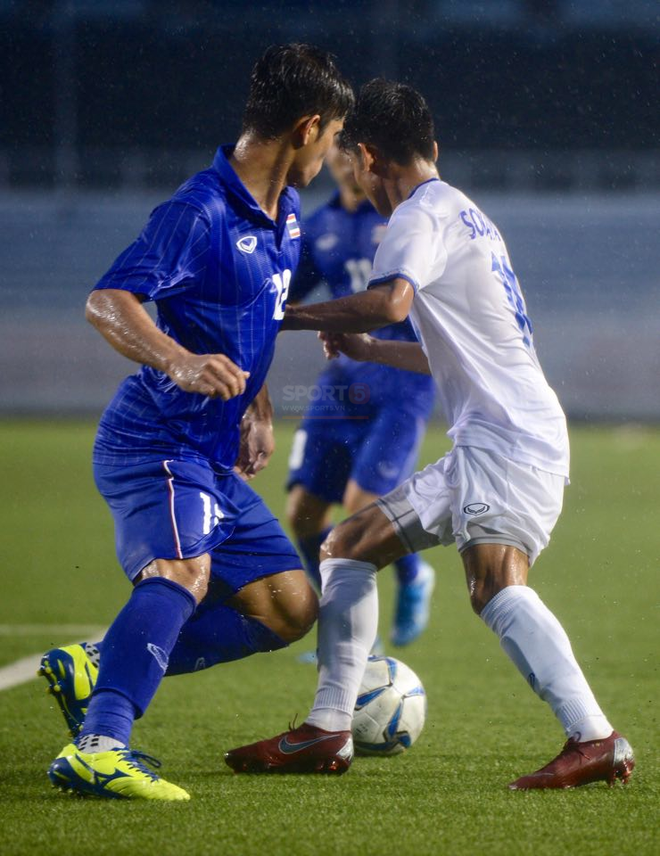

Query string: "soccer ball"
[[352, 656, 427, 756]]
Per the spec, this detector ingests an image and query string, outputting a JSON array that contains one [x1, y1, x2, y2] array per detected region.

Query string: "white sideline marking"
[[0, 624, 105, 637], [0, 627, 105, 693]]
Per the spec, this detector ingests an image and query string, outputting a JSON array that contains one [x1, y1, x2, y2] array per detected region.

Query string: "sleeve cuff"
[[367, 270, 419, 294]]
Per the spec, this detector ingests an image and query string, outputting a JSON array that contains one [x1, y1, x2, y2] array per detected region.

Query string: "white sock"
[[306, 558, 379, 733], [83, 642, 101, 669], [480, 586, 613, 742], [76, 734, 125, 753]]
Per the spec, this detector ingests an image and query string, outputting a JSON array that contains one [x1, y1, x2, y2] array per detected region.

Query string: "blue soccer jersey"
[[93, 145, 301, 470], [287, 194, 435, 501]]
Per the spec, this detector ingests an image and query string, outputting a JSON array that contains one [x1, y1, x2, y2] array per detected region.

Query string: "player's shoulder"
[[390, 179, 467, 232], [168, 168, 228, 223]]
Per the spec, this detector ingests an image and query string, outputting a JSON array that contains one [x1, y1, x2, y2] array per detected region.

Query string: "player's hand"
[[234, 415, 275, 481], [319, 331, 375, 362], [167, 353, 250, 400]]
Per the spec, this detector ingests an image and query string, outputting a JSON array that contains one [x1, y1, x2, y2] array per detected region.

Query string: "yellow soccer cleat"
[[38, 644, 98, 737], [48, 743, 190, 801]]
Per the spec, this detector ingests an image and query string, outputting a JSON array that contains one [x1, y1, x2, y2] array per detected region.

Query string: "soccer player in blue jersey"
[[286, 145, 436, 646], [39, 44, 353, 800]]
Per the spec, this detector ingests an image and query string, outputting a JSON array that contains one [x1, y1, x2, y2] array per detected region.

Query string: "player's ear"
[[357, 142, 377, 174], [293, 115, 322, 149], [360, 143, 388, 177], [432, 140, 439, 161]]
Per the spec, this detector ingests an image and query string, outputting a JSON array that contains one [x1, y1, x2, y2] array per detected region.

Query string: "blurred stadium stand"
[[0, 1, 658, 420]]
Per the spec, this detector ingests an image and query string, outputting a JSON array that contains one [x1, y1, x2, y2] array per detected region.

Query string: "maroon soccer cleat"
[[224, 723, 354, 775], [509, 730, 635, 790]]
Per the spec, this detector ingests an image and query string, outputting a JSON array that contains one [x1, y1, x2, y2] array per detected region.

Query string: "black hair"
[[242, 44, 354, 139], [340, 79, 435, 165]]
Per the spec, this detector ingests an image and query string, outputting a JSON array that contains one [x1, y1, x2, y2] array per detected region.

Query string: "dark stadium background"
[[1, 0, 659, 419]]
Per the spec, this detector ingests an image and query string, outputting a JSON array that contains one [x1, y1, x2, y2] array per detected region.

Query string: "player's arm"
[[85, 289, 249, 400], [281, 277, 414, 333], [234, 383, 275, 480], [320, 331, 431, 375]]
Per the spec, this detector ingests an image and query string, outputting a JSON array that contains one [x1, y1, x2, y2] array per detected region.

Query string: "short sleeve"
[[288, 230, 322, 302], [93, 201, 211, 301], [368, 201, 447, 293]]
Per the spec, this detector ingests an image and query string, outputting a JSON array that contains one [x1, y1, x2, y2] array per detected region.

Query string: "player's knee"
[[140, 555, 211, 604], [286, 488, 326, 539], [275, 586, 319, 643], [320, 521, 363, 562]]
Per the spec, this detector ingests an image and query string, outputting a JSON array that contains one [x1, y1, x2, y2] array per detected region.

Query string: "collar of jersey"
[[212, 144, 298, 229], [407, 176, 441, 199]]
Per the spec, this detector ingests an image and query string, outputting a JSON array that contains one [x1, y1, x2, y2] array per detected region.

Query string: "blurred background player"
[[286, 145, 436, 647], [39, 44, 352, 801]]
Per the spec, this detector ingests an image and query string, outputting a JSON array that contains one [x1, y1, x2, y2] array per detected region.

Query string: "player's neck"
[[339, 185, 366, 213], [230, 136, 290, 222], [386, 161, 439, 212]]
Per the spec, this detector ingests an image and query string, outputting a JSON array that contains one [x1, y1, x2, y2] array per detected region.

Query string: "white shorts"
[[376, 446, 565, 566]]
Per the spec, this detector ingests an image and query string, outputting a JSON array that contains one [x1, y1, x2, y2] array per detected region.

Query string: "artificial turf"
[[0, 420, 658, 856]]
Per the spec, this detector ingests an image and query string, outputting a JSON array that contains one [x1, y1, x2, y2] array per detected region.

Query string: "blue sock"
[[297, 527, 331, 591], [80, 577, 196, 745], [166, 601, 287, 676], [394, 553, 421, 585]]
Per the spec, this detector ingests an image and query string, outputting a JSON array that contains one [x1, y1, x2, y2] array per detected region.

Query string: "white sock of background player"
[[481, 585, 613, 742], [306, 558, 379, 733]]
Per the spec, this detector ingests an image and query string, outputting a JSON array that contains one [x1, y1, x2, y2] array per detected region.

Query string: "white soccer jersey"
[[368, 178, 569, 477]]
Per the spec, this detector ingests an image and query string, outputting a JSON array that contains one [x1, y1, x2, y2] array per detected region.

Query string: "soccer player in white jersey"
[[225, 79, 635, 789]]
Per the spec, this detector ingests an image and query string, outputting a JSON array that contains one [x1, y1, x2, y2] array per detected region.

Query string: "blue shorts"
[[287, 406, 428, 504], [94, 459, 302, 593]]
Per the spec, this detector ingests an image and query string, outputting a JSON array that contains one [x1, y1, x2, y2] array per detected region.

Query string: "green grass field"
[[0, 420, 658, 856]]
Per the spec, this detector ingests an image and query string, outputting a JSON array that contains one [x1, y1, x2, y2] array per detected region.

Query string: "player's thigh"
[[450, 447, 565, 569], [321, 502, 409, 569], [94, 458, 236, 584], [286, 484, 332, 536]]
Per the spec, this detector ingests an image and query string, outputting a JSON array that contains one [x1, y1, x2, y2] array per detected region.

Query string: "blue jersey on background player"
[[286, 146, 436, 648], [40, 44, 354, 801]]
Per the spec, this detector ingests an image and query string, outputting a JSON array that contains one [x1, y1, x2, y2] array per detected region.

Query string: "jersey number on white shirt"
[[491, 253, 533, 346]]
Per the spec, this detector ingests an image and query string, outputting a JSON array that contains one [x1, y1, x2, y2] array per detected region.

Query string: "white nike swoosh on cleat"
[[278, 734, 340, 755]]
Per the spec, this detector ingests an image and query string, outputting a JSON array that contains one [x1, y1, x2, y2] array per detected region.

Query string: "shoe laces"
[[118, 749, 163, 780]]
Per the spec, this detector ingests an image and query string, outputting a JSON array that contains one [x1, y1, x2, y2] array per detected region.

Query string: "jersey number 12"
[[273, 270, 291, 320]]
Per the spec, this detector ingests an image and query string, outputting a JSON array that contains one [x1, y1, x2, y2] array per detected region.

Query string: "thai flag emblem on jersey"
[[286, 213, 301, 239]]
